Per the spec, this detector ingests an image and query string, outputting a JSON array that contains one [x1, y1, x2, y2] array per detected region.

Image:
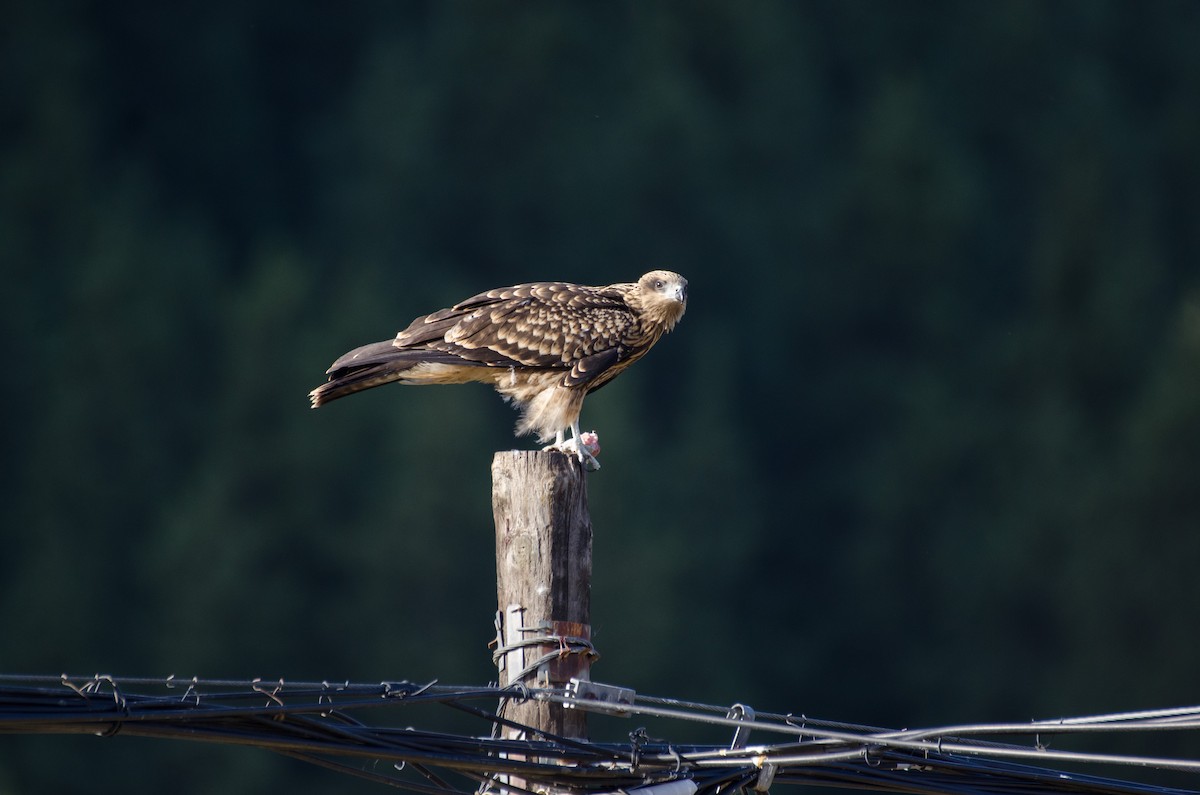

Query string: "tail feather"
[[309, 341, 486, 407], [325, 339, 405, 374], [309, 361, 412, 407]]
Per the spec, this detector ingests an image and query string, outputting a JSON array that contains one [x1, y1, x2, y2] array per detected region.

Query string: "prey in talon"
[[550, 430, 602, 471]]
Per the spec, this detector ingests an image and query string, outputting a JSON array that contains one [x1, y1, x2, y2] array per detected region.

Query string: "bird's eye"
[[654, 279, 664, 290]]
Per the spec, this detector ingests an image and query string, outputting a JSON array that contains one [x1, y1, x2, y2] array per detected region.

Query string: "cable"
[[0, 673, 1195, 795]]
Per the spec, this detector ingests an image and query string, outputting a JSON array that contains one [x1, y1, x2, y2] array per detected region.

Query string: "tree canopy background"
[[4, 2, 1200, 792]]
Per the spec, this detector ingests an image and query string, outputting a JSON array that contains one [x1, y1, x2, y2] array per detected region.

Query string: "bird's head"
[[635, 270, 688, 332]]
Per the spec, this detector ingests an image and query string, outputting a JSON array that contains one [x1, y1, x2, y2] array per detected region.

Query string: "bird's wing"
[[395, 282, 639, 386]]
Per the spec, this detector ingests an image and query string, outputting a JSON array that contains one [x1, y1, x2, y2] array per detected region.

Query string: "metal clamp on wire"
[[752, 760, 777, 792], [565, 678, 635, 716], [727, 703, 755, 750]]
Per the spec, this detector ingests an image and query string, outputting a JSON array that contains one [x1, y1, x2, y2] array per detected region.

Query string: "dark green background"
[[4, 2, 1200, 792]]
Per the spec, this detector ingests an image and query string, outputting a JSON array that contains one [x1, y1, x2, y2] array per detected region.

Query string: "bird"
[[309, 270, 688, 470]]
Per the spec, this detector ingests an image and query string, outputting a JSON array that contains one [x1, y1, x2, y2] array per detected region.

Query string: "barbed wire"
[[1, 672, 1197, 794]]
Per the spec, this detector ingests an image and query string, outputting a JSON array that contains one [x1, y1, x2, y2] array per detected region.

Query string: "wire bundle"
[[0, 673, 1196, 795]]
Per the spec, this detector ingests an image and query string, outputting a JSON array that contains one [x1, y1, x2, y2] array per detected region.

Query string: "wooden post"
[[492, 450, 592, 742]]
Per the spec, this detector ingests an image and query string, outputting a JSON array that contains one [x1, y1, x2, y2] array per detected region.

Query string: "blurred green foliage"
[[3, 1, 1200, 792]]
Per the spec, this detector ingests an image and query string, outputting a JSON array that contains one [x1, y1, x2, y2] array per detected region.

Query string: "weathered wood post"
[[492, 450, 593, 741]]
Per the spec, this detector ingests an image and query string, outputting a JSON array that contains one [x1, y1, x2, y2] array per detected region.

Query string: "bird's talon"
[[544, 436, 601, 471]]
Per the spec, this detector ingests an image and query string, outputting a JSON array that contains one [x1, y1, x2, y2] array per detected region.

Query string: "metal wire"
[[0, 673, 1196, 795]]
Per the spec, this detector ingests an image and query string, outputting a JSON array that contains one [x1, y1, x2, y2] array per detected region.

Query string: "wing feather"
[[395, 282, 639, 382], [564, 347, 620, 388]]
